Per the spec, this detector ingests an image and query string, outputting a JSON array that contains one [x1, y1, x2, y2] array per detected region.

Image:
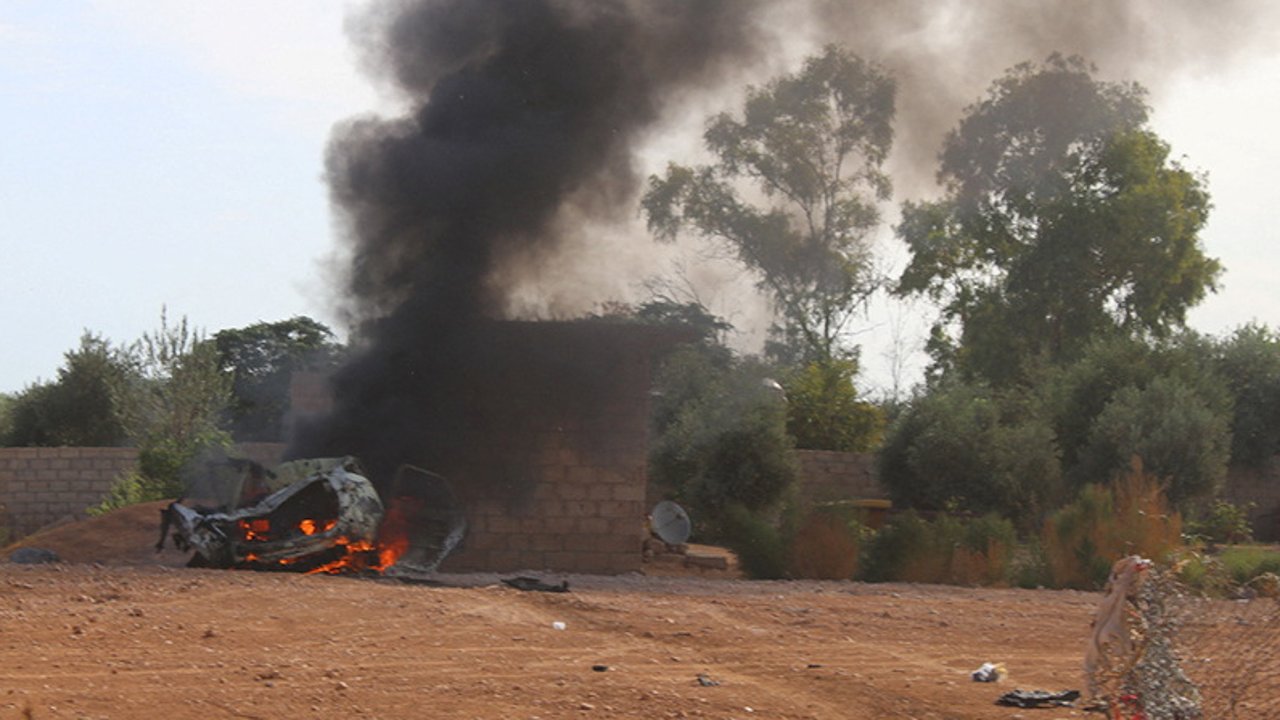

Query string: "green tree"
[[643, 45, 895, 364], [782, 358, 883, 451], [1213, 324, 1280, 468], [213, 316, 342, 441], [897, 54, 1220, 384], [4, 333, 131, 447], [650, 348, 797, 533], [0, 392, 13, 443], [113, 311, 233, 499]]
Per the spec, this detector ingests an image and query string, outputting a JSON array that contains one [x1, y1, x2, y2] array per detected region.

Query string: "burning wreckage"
[[156, 457, 466, 576]]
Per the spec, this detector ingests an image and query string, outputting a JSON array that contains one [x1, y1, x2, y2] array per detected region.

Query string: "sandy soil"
[[0, 508, 1271, 719]]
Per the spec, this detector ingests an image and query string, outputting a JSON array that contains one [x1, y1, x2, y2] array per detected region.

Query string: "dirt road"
[[7, 505, 1273, 719], [0, 561, 1101, 720]]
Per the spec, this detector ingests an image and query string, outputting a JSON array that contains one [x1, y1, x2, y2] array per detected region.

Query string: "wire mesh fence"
[[1087, 560, 1280, 719]]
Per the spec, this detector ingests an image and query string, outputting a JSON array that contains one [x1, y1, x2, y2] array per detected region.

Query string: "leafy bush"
[[860, 511, 1015, 585], [1213, 324, 1280, 468], [1186, 499, 1255, 545], [87, 472, 155, 517], [782, 358, 884, 452], [650, 348, 798, 530], [877, 379, 1060, 527], [1044, 459, 1182, 589], [720, 504, 787, 579], [1072, 375, 1230, 507]]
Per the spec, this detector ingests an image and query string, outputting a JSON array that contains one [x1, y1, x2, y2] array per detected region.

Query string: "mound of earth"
[[3, 500, 183, 567]]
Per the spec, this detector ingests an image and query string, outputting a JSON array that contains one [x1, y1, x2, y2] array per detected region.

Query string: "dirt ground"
[[0, 507, 1270, 719]]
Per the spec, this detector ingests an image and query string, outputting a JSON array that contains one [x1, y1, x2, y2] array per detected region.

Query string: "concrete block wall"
[[445, 429, 650, 574], [1224, 461, 1280, 542], [794, 450, 885, 507], [435, 323, 663, 575], [0, 447, 138, 537]]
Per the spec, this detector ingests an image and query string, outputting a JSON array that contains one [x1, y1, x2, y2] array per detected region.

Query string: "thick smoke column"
[[293, 0, 764, 478], [327, 0, 764, 324]]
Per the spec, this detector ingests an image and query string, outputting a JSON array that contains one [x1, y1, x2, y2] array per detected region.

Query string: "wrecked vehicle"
[[157, 456, 465, 575]]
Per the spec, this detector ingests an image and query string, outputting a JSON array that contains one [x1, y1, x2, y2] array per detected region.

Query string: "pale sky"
[[2, 1, 1278, 397]]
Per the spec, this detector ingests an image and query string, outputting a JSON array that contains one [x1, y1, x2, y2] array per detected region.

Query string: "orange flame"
[[298, 519, 317, 535]]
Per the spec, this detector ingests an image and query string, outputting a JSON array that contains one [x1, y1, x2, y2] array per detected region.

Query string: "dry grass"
[[1046, 457, 1183, 589], [788, 512, 859, 580]]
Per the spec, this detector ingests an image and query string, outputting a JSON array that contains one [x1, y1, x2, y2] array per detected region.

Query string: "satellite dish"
[[650, 500, 691, 545]]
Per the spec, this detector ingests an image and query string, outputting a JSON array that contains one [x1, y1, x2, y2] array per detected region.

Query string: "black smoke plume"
[[291, 0, 765, 480]]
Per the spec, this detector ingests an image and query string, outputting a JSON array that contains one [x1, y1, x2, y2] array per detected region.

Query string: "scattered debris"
[[696, 673, 720, 687], [995, 689, 1080, 708], [971, 661, 1007, 682], [591, 664, 609, 672], [552, 621, 567, 631], [9, 547, 61, 564], [502, 576, 570, 593]]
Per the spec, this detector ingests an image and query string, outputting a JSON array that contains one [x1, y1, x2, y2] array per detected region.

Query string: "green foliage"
[[720, 504, 788, 580], [877, 379, 1060, 526], [782, 358, 884, 451], [214, 316, 342, 441], [1186, 500, 1255, 545], [0, 393, 12, 443], [86, 472, 154, 516], [1213, 324, 1280, 467], [1219, 545, 1280, 586], [860, 511, 1015, 585], [896, 54, 1219, 384], [114, 310, 233, 500], [644, 45, 894, 364], [1073, 375, 1230, 506], [649, 348, 798, 529], [3, 333, 131, 447]]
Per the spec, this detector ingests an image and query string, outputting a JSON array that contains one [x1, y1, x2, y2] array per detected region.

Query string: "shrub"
[[87, 472, 154, 517], [861, 511, 1015, 585], [1044, 458, 1182, 589], [650, 349, 798, 530], [782, 358, 884, 452], [1219, 545, 1280, 586], [1186, 499, 1254, 545], [787, 509, 865, 580], [1071, 375, 1230, 507], [720, 504, 787, 579], [877, 379, 1060, 527]]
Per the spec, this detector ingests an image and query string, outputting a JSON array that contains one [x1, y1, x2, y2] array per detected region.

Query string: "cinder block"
[[597, 500, 634, 518], [575, 517, 609, 535], [485, 515, 521, 534], [610, 484, 645, 503], [556, 483, 589, 501], [527, 534, 563, 552]]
